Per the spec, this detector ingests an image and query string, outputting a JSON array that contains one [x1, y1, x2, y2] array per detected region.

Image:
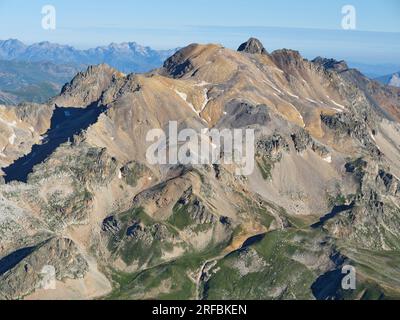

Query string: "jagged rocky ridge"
[[0, 38, 399, 300]]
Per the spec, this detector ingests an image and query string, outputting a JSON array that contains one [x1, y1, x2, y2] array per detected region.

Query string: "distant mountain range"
[[0, 39, 177, 73], [0, 39, 177, 105], [347, 62, 400, 79]]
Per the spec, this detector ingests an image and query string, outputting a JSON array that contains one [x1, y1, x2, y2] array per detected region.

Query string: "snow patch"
[[200, 89, 209, 112], [370, 132, 376, 142], [306, 98, 318, 104], [286, 91, 299, 99], [8, 133, 16, 145], [195, 81, 210, 87], [287, 102, 305, 127], [323, 155, 332, 163], [263, 80, 282, 94], [331, 100, 346, 109], [175, 89, 199, 116], [0, 117, 17, 128]]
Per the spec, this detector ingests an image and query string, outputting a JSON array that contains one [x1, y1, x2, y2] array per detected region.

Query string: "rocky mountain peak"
[[271, 48, 303, 61], [237, 37, 268, 55], [0, 38, 26, 48], [0, 39, 27, 59], [62, 63, 120, 88], [162, 43, 200, 78], [375, 71, 400, 88], [388, 73, 400, 87], [55, 63, 123, 107], [270, 49, 307, 72]]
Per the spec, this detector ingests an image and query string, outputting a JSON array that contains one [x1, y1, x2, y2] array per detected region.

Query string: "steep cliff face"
[[0, 38, 399, 300]]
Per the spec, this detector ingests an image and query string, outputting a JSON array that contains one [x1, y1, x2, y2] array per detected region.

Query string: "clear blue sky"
[[0, 0, 399, 63]]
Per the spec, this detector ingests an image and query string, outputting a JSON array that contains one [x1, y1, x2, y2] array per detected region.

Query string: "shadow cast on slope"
[[2, 103, 107, 183]]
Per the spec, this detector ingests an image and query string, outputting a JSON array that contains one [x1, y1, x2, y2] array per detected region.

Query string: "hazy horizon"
[[1, 0, 399, 74], [2, 26, 400, 77]]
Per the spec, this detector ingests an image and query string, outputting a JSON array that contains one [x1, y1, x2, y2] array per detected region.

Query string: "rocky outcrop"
[[257, 132, 289, 161], [380, 170, 400, 196], [162, 44, 196, 78], [220, 101, 271, 128], [101, 216, 121, 235], [321, 113, 382, 159], [271, 49, 306, 71], [324, 158, 400, 251], [101, 207, 184, 271], [120, 161, 148, 187], [176, 188, 216, 225], [0, 238, 88, 300], [237, 38, 268, 55], [53, 64, 123, 107], [290, 128, 330, 156], [312, 57, 349, 73], [291, 129, 313, 153]]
